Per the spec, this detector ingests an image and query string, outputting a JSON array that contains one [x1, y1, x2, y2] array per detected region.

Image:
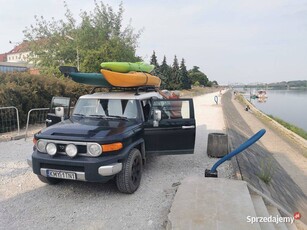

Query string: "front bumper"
[[30, 150, 126, 183]]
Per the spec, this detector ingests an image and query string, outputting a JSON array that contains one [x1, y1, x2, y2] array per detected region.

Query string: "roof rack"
[[90, 85, 158, 95]]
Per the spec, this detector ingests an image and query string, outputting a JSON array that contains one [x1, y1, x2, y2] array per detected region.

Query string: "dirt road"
[[0, 92, 232, 230]]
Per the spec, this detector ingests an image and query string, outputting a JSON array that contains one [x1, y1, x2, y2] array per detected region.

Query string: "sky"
[[1, 0, 307, 85]]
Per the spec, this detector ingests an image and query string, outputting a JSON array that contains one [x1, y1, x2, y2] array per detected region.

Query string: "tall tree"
[[188, 66, 209, 86], [159, 56, 171, 89], [150, 50, 160, 76], [150, 50, 159, 67], [23, 1, 141, 75], [180, 58, 191, 89], [170, 55, 180, 90]]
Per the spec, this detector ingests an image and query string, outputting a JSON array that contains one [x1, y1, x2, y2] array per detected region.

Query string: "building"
[[0, 41, 39, 74], [0, 53, 7, 62], [0, 62, 28, 73], [6, 41, 30, 63]]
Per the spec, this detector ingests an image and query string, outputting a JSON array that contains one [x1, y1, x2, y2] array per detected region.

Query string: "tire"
[[116, 148, 142, 194], [37, 175, 61, 185]]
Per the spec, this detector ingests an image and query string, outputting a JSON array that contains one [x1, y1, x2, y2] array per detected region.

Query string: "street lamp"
[[65, 35, 80, 71]]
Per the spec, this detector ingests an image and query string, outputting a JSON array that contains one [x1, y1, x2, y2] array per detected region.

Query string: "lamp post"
[[65, 35, 80, 71]]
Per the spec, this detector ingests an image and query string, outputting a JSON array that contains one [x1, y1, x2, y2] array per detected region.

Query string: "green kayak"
[[100, 62, 154, 73], [69, 72, 112, 87]]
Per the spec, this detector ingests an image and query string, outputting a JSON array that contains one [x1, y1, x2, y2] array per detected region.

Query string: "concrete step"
[[266, 205, 288, 230], [248, 184, 303, 230], [251, 194, 276, 230], [167, 177, 261, 230], [285, 221, 298, 230]]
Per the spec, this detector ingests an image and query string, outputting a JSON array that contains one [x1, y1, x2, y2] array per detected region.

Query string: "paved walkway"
[[222, 91, 307, 224]]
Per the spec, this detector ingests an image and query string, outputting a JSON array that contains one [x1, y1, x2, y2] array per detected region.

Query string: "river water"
[[244, 89, 307, 132]]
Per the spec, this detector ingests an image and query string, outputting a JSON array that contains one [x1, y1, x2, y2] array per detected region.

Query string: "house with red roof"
[[6, 41, 30, 63], [0, 41, 39, 74]]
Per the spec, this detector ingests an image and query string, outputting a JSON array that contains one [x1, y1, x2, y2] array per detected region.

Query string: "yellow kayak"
[[100, 69, 161, 87]]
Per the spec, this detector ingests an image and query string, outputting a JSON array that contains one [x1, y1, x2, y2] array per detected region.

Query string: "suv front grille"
[[37, 139, 97, 157], [41, 163, 84, 172]]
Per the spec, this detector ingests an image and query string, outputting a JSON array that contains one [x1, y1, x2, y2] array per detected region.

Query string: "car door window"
[[150, 99, 192, 119]]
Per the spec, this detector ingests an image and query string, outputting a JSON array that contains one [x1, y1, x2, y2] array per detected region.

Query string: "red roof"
[[0, 53, 7, 62], [7, 41, 30, 54]]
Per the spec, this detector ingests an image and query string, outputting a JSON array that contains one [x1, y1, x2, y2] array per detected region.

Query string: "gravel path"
[[0, 92, 233, 230]]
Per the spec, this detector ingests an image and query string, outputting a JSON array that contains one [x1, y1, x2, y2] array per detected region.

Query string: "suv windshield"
[[73, 99, 138, 119]]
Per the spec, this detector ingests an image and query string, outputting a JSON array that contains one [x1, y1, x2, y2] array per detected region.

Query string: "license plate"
[[47, 170, 77, 180]]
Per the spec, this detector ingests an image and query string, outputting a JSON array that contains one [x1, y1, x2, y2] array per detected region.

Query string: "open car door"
[[144, 98, 196, 155]]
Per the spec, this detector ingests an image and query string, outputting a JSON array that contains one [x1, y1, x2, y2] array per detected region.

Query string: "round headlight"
[[46, 143, 57, 156], [87, 143, 102, 157], [66, 144, 78, 157], [36, 140, 47, 153]]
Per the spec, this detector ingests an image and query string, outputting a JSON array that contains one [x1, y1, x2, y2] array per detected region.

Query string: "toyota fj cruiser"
[[28, 87, 196, 193]]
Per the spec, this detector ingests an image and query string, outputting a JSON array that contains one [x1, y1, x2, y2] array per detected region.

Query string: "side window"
[[151, 99, 193, 119]]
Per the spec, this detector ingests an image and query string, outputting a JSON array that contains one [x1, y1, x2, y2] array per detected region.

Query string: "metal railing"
[[1, 105, 75, 140], [0, 106, 20, 134], [25, 108, 49, 140]]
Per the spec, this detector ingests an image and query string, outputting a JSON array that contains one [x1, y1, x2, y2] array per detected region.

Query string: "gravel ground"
[[0, 92, 233, 230]]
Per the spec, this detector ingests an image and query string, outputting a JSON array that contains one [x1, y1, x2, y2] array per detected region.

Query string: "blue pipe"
[[210, 129, 266, 173]]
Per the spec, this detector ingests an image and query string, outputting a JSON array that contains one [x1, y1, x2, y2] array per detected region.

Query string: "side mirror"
[[153, 109, 161, 127], [55, 107, 65, 118]]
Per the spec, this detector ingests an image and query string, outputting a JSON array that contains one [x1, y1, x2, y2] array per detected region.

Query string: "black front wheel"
[[116, 148, 142, 194]]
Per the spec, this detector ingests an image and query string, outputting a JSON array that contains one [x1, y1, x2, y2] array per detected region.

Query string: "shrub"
[[0, 72, 90, 127]]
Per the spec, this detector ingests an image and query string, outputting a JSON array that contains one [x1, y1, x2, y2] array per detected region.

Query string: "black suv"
[[28, 88, 196, 193]]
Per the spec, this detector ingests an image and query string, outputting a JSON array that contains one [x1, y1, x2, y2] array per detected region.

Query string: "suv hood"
[[37, 117, 140, 142]]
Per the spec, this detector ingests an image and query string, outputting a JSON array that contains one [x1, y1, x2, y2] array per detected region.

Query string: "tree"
[[211, 80, 219, 86], [169, 55, 180, 90], [150, 50, 159, 67], [159, 56, 172, 89], [179, 58, 191, 89], [150, 50, 160, 76], [23, 1, 141, 75], [188, 66, 209, 86]]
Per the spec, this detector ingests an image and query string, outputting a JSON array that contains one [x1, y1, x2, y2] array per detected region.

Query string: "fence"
[[0, 106, 20, 134], [1, 106, 75, 139], [25, 108, 49, 139]]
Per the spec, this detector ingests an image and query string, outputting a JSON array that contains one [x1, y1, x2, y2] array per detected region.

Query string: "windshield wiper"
[[73, 113, 85, 117], [89, 115, 108, 118], [89, 114, 128, 120], [107, 115, 128, 120]]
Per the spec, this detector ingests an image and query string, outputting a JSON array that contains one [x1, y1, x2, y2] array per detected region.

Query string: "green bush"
[[0, 72, 90, 127]]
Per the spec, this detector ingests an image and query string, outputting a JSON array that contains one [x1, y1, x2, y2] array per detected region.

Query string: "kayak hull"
[[69, 72, 112, 87], [100, 69, 161, 87], [100, 62, 154, 73]]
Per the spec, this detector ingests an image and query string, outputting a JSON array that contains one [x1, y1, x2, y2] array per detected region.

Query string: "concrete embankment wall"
[[222, 90, 307, 225]]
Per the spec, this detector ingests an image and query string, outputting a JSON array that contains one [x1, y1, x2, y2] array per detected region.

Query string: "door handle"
[[46, 119, 52, 123], [182, 125, 195, 129]]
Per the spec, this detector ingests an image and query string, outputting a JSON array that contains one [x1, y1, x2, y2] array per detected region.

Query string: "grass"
[[267, 115, 307, 140], [180, 86, 222, 97], [236, 93, 307, 140], [257, 157, 276, 184]]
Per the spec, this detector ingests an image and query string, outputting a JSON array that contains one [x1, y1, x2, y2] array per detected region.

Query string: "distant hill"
[[268, 80, 307, 88], [233, 80, 307, 88]]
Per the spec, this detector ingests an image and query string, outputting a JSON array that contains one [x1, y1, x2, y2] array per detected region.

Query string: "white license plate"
[[47, 170, 77, 180]]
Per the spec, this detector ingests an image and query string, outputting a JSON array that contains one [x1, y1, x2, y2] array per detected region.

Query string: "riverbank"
[[236, 93, 307, 158], [223, 90, 307, 225]]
